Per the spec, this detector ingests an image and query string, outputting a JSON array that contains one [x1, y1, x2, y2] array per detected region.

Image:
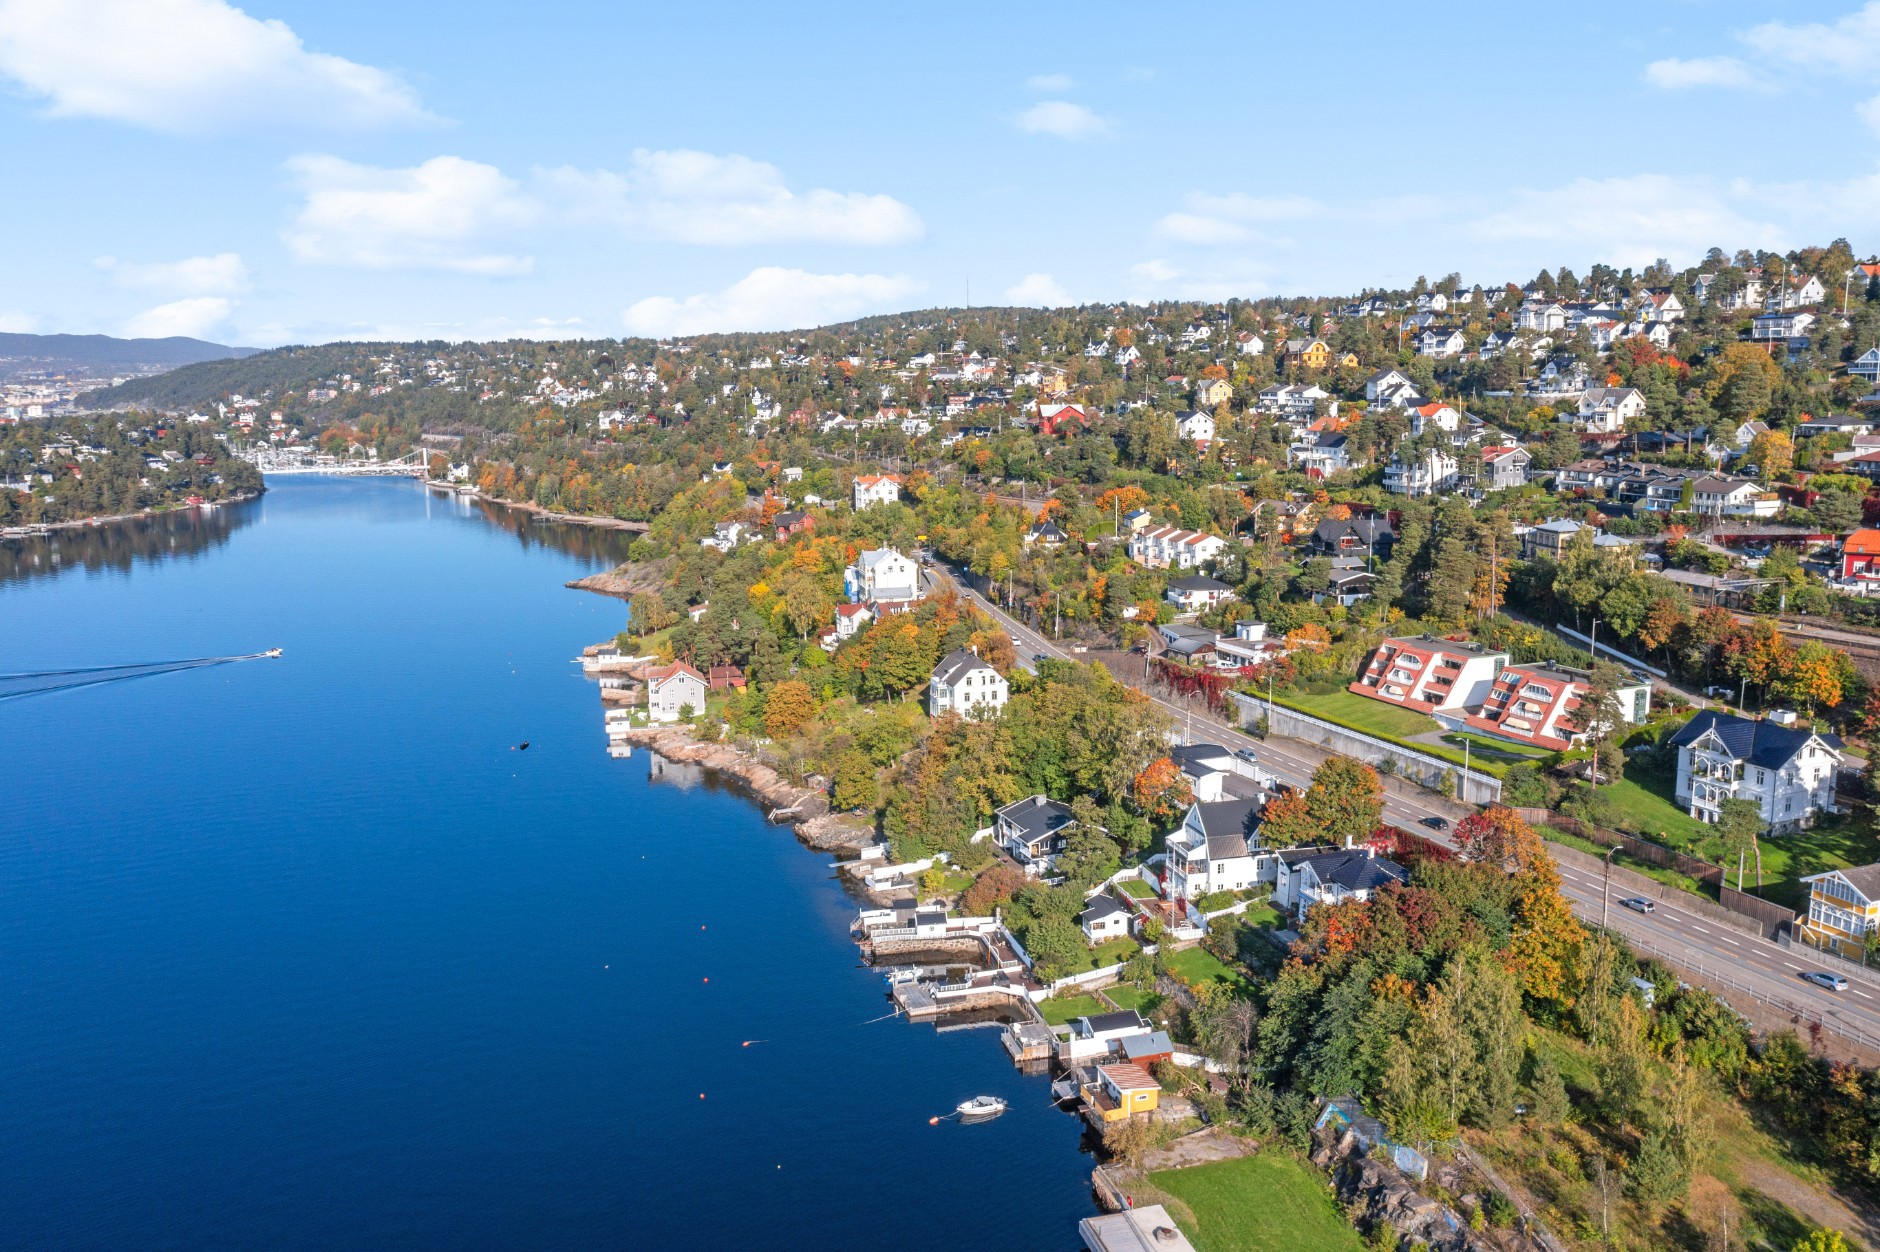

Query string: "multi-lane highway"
[[924, 556, 1880, 1051]]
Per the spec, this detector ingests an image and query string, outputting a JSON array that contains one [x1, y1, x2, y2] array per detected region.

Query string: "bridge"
[[240, 449, 429, 477]]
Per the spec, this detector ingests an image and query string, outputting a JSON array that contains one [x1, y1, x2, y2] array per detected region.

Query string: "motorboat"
[[955, 1096, 1006, 1121]]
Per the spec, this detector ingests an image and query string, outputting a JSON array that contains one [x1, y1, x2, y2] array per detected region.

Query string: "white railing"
[[1624, 931, 1880, 1052]]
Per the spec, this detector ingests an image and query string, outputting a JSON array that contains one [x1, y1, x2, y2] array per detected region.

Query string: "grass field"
[[1148, 1154, 1363, 1252], [1039, 993, 1106, 1026], [1590, 772, 1713, 846], [1074, 937, 1140, 972], [1104, 984, 1162, 1014], [1440, 731, 1555, 762], [1274, 690, 1504, 777], [1118, 878, 1157, 899], [1163, 945, 1245, 993]]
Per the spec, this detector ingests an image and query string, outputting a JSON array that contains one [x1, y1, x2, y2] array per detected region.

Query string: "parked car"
[[1420, 816, 1449, 831], [1803, 971, 1850, 991], [1620, 897, 1655, 914]]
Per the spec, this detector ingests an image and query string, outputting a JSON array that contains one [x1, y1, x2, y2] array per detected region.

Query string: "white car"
[[1620, 897, 1655, 914]]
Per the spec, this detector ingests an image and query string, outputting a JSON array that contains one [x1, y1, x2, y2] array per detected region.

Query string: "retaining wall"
[[1545, 840, 1773, 940], [1230, 693, 1502, 805]]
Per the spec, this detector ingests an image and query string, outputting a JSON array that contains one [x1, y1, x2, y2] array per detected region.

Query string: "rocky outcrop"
[[613, 725, 874, 852], [1311, 1127, 1533, 1252], [565, 560, 671, 600]]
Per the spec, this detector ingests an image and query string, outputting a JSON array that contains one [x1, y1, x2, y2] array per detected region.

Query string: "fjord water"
[[0, 478, 1095, 1249]]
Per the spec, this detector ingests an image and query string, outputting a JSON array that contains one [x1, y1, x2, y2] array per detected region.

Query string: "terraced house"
[[1461, 661, 1650, 752], [1349, 636, 1510, 715], [1126, 524, 1228, 570]]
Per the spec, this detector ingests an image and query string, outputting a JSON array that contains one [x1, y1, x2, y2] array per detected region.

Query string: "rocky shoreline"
[[612, 724, 875, 853], [564, 559, 670, 600]]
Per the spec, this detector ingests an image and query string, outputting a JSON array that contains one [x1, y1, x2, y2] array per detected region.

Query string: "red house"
[[1842, 528, 1880, 579], [774, 511, 814, 541]]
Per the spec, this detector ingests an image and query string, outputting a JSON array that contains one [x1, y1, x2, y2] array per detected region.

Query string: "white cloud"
[[1004, 273, 1071, 307], [122, 296, 232, 339], [95, 252, 249, 294], [1741, 3, 1880, 76], [542, 149, 921, 246], [1025, 73, 1073, 91], [623, 267, 923, 337], [0, 0, 431, 134], [282, 154, 538, 274], [1154, 193, 1324, 245], [1016, 101, 1108, 140], [0, 310, 38, 332], [1471, 175, 1783, 269], [1131, 259, 1179, 283], [1643, 56, 1763, 90]]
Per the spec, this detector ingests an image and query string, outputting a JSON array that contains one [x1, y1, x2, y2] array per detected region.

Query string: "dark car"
[[1420, 816, 1449, 831]]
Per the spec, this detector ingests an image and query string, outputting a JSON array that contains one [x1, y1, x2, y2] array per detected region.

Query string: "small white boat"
[[956, 1096, 1006, 1121]]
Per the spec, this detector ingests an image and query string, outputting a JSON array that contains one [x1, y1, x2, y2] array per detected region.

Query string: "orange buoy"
[[928, 1116, 940, 1125]]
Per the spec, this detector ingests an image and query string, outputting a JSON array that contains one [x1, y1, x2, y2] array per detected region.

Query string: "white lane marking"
[[1716, 935, 1741, 946]]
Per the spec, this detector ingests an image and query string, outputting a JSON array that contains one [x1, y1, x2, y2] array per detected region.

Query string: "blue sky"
[[3, 0, 1880, 346]]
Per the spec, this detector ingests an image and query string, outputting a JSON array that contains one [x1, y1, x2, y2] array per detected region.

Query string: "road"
[[923, 557, 1880, 1050]]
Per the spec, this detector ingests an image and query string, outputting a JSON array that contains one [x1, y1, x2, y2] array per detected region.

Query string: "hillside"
[[0, 332, 258, 383]]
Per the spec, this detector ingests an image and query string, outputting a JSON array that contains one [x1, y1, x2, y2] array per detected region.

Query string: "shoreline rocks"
[[612, 724, 875, 853], [565, 559, 671, 601]]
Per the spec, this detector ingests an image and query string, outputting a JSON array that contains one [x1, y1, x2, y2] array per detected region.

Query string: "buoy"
[[928, 1116, 940, 1125], [699, 1093, 706, 1100], [703, 977, 710, 983]]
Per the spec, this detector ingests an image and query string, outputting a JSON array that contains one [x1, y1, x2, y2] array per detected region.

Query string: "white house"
[[1162, 798, 1262, 902], [995, 795, 1078, 876], [1272, 848, 1410, 921], [1690, 475, 1778, 518], [1670, 710, 1842, 832], [1177, 410, 1216, 445], [1165, 574, 1237, 613], [852, 473, 903, 510], [1383, 447, 1460, 498], [1417, 328, 1467, 359], [1237, 331, 1266, 356], [1364, 367, 1416, 404], [928, 648, 1009, 718], [1752, 312, 1816, 342], [1849, 347, 1880, 382], [844, 547, 922, 610], [822, 602, 873, 650], [1409, 402, 1461, 437], [645, 661, 708, 724], [1080, 894, 1133, 942], [1577, 387, 1646, 433]]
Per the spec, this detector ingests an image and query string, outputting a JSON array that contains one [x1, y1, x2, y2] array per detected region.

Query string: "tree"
[[1527, 1050, 1571, 1126], [1577, 661, 1635, 783], [1132, 757, 1194, 826], [1815, 489, 1866, 532], [963, 862, 1026, 914], [1453, 805, 1546, 872], [832, 749, 877, 811], [1747, 428, 1795, 477], [1792, 1232, 1852, 1252], [1304, 756, 1384, 845], [1716, 797, 1766, 889], [1024, 913, 1089, 980], [763, 679, 815, 738], [1258, 788, 1318, 847]]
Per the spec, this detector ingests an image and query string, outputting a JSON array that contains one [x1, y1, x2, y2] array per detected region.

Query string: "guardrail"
[[1624, 931, 1880, 1053]]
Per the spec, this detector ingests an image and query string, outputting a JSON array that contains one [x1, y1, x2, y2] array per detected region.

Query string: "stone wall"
[[1230, 693, 1502, 805]]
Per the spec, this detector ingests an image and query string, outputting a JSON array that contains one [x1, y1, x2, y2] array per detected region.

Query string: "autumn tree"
[[1747, 428, 1795, 477], [1304, 756, 1385, 845], [763, 680, 815, 738], [832, 749, 878, 811], [1132, 757, 1195, 826], [1258, 788, 1319, 847]]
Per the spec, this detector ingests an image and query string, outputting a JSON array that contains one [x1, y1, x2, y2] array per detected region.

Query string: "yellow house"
[[1089, 1062, 1161, 1122], [1338, 351, 1361, 369], [1195, 377, 1232, 408], [1285, 338, 1332, 370], [1800, 865, 1880, 950]]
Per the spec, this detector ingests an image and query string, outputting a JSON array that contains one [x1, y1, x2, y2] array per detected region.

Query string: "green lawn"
[[1745, 816, 1880, 911], [1105, 984, 1163, 1014], [1039, 993, 1106, 1026], [1163, 945, 1245, 993], [1149, 1155, 1364, 1252], [1440, 731, 1555, 761], [1117, 878, 1157, 899], [1237, 900, 1283, 929], [1273, 690, 1504, 777], [1076, 937, 1141, 972], [1589, 771, 1713, 846]]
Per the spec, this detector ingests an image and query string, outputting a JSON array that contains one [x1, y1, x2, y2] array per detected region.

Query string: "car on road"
[[1032, 652, 1051, 665], [1802, 970, 1850, 992], [1620, 897, 1655, 914], [1235, 747, 1259, 764], [1419, 816, 1449, 831]]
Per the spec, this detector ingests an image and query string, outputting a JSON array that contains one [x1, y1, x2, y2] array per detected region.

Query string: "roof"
[[997, 794, 1076, 845], [1297, 849, 1410, 892], [1119, 1031, 1175, 1061], [646, 661, 706, 686], [1080, 1010, 1149, 1035], [1844, 528, 1880, 556], [1669, 709, 1841, 768], [1097, 1061, 1161, 1092], [1810, 864, 1880, 901], [1167, 574, 1233, 592], [932, 648, 998, 686], [1168, 743, 1238, 776], [1192, 798, 1261, 861], [1081, 894, 1131, 923], [834, 603, 870, 618], [1080, 1206, 1197, 1252]]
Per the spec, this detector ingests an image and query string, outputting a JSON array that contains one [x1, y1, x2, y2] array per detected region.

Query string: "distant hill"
[[0, 332, 258, 380]]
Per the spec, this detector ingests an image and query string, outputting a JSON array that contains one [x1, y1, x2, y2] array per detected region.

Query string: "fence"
[[1622, 929, 1880, 1054], [1230, 692, 1503, 805], [1517, 808, 1722, 885], [1544, 839, 1773, 941]]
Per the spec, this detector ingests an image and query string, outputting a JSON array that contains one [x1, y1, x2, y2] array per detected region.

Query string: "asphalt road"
[[924, 557, 1880, 1046]]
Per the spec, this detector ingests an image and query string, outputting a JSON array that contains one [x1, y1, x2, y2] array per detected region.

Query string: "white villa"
[[645, 661, 708, 724], [843, 547, 922, 612], [1669, 710, 1842, 832], [928, 648, 1008, 718], [1162, 798, 1262, 902], [852, 473, 903, 510]]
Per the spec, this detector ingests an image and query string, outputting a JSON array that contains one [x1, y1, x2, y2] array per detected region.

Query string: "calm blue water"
[[0, 478, 1095, 1249]]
